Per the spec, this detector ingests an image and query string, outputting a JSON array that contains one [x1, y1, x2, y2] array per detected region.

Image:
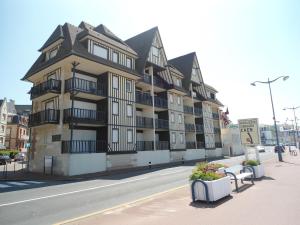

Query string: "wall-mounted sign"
[[238, 118, 260, 146]]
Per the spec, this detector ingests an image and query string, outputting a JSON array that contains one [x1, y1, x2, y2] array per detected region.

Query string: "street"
[[0, 149, 276, 225]]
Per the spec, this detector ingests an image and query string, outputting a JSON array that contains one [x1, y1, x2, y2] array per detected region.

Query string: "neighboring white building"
[[0, 98, 8, 149]]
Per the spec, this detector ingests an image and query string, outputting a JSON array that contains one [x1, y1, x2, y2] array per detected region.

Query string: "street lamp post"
[[251, 76, 289, 162], [283, 106, 300, 148]]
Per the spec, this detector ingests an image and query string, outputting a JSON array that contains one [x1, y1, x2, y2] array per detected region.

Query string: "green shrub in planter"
[[243, 160, 260, 166], [190, 162, 227, 181]]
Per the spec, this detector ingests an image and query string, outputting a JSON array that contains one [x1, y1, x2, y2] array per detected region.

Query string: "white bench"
[[224, 165, 254, 192]]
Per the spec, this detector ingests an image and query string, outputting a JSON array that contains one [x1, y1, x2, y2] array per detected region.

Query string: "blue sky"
[[1, 0, 299, 125]]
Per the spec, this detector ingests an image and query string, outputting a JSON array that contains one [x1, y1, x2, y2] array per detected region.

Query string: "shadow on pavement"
[[189, 195, 233, 208]]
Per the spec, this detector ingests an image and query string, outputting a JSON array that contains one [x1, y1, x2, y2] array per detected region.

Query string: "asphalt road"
[[0, 148, 277, 225]]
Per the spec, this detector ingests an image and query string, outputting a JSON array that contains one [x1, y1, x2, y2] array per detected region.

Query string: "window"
[[172, 132, 176, 144], [176, 78, 181, 87], [112, 52, 119, 63], [52, 135, 61, 142], [112, 101, 119, 115], [49, 47, 58, 59], [178, 114, 182, 124], [113, 75, 119, 89], [94, 44, 108, 59], [170, 94, 174, 103], [171, 112, 175, 123], [177, 96, 181, 105], [126, 57, 132, 68], [127, 104, 133, 117], [127, 129, 133, 143], [152, 46, 160, 64], [180, 133, 184, 144], [112, 129, 119, 143], [126, 80, 132, 92]]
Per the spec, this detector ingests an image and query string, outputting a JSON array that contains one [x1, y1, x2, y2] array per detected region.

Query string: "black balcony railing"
[[214, 127, 221, 133], [154, 96, 168, 108], [153, 76, 167, 89], [65, 77, 106, 96], [155, 119, 169, 129], [156, 141, 169, 150], [212, 113, 219, 120], [135, 91, 152, 106], [61, 140, 107, 153], [194, 107, 202, 117], [196, 124, 204, 133], [136, 116, 153, 128], [29, 109, 60, 127], [64, 108, 106, 124], [185, 123, 195, 132], [215, 142, 222, 148], [30, 79, 61, 100], [183, 105, 194, 114], [186, 141, 196, 149], [197, 141, 205, 149], [142, 74, 152, 84], [136, 141, 154, 151]]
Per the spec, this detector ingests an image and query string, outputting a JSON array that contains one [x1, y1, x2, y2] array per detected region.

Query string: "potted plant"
[[243, 160, 264, 178], [190, 162, 231, 202]]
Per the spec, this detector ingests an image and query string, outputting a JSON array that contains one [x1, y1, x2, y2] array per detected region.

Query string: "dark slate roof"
[[168, 52, 195, 90], [39, 25, 64, 51], [94, 24, 128, 46], [125, 27, 158, 74], [22, 22, 139, 81], [15, 105, 31, 114]]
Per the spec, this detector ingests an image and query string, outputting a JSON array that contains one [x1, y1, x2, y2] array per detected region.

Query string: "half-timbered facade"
[[23, 22, 225, 175]]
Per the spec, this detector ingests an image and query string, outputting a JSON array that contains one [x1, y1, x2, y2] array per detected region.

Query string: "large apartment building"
[[0, 98, 8, 149], [23, 22, 224, 175]]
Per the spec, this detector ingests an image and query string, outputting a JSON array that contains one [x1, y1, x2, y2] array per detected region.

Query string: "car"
[[0, 155, 12, 165], [14, 153, 26, 161], [274, 145, 285, 153], [256, 145, 265, 153]]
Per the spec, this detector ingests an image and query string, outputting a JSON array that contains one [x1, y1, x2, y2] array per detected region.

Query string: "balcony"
[[30, 79, 61, 100], [167, 84, 187, 95], [185, 123, 195, 132], [136, 116, 153, 129], [142, 74, 152, 84], [186, 141, 196, 149], [61, 140, 107, 153], [197, 141, 205, 149], [195, 124, 204, 133], [156, 141, 169, 150], [153, 75, 167, 89], [155, 119, 169, 129], [212, 113, 219, 120], [64, 108, 106, 125], [135, 91, 152, 106], [184, 105, 194, 114], [29, 109, 60, 127], [194, 107, 202, 117], [136, 141, 154, 151], [154, 96, 167, 109], [215, 142, 222, 148], [65, 77, 106, 100]]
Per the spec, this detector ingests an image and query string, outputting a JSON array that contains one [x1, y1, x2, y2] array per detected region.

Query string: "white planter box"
[[252, 164, 265, 178], [192, 176, 231, 202]]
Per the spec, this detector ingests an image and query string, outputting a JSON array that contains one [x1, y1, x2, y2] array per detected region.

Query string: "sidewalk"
[[60, 155, 300, 225]]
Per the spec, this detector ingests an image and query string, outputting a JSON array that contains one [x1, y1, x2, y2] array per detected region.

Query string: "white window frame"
[[172, 132, 176, 144], [112, 101, 119, 115], [180, 133, 184, 144], [127, 104, 133, 117], [171, 112, 175, 123], [126, 57, 132, 68], [49, 47, 58, 59], [177, 96, 181, 105], [112, 75, 119, 89], [94, 44, 108, 59], [126, 80, 132, 92], [170, 93, 174, 103], [112, 129, 119, 143], [178, 114, 182, 124], [127, 129, 133, 143], [112, 51, 119, 63]]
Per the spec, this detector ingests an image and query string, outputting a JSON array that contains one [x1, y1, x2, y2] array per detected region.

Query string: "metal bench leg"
[[234, 178, 239, 192]]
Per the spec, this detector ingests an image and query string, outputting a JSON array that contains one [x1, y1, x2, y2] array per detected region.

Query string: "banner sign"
[[238, 118, 260, 145]]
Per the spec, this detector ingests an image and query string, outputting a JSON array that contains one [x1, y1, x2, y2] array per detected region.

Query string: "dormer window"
[[152, 46, 160, 65], [49, 48, 58, 59], [94, 44, 108, 59], [210, 93, 215, 99]]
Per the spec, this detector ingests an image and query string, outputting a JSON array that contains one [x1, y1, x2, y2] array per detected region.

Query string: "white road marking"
[[0, 177, 148, 207], [7, 181, 29, 186], [23, 181, 44, 184], [0, 183, 11, 188]]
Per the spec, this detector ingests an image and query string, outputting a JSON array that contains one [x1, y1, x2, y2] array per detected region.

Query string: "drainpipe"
[[70, 62, 80, 152]]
